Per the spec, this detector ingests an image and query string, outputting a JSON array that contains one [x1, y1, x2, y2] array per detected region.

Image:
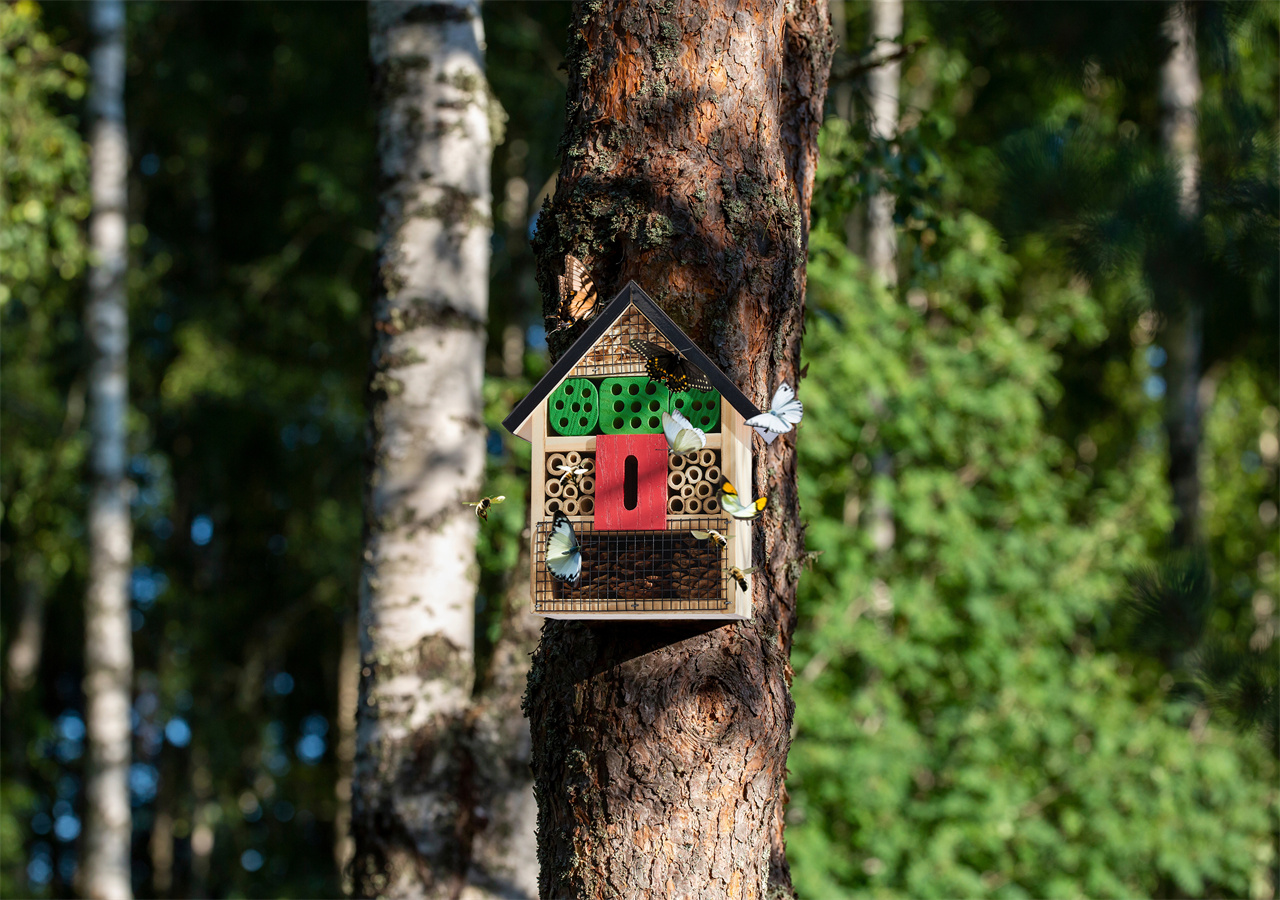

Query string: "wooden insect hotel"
[[502, 283, 765, 620]]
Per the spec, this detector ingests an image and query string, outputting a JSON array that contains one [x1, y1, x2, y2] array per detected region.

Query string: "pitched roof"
[[502, 281, 765, 442]]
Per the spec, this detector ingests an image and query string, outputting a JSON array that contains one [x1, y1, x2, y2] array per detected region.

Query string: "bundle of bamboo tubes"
[[544, 451, 596, 517]]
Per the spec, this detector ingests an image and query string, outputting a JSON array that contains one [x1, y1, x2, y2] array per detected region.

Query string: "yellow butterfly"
[[719, 481, 767, 520]]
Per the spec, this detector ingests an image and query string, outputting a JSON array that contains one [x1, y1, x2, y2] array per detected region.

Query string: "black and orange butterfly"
[[549, 255, 600, 333], [628, 339, 713, 393]]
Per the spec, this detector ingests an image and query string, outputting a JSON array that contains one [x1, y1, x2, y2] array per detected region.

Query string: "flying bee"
[[690, 529, 728, 549], [555, 463, 590, 487], [462, 495, 506, 521], [728, 566, 757, 591]]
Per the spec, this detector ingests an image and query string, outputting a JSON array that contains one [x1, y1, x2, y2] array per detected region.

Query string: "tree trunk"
[[461, 565, 541, 899], [5, 566, 45, 694], [353, 1, 498, 896], [1158, 1, 1203, 549], [335, 614, 360, 893], [82, 1, 133, 898], [865, 0, 901, 289], [527, 2, 831, 897]]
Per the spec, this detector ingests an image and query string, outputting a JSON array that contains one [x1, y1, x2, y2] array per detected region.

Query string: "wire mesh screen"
[[534, 516, 731, 614], [569, 304, 675, 378]]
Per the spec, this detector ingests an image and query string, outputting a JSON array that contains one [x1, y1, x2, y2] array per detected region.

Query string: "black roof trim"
[[502, 281, 763, 439]]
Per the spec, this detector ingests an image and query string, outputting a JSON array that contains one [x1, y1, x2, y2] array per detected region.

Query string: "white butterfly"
[[661, 410, 706, 458], [545, 512, 582, 583], [747, 383, 804, 435]]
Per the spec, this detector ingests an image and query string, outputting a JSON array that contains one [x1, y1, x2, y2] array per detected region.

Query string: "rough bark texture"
[[1158, 1, 1203, 548], [354, 1, 502, 897], [463, 565, 542, 900], [83, 2, 133, 898], [864, 0, 900, 288], [526, 2, 831, 898]]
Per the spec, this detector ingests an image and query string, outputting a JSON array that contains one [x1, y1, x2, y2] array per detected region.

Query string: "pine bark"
[[1158, 1, 1203, 548], [355, 1, 512, 896], [82, 1, 133, 898], [527, 2, 831, 897]]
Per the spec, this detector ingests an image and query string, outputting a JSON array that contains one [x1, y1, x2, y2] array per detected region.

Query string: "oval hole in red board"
[[623, 455, 638, 510]]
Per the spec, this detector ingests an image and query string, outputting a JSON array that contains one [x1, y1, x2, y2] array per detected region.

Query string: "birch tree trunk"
[[527, 2, 831, 897], [353, 1, 499, 896], [865, 0, 901, 289], [82, 1, 133, 898], [1158, 1, 1203, 548]]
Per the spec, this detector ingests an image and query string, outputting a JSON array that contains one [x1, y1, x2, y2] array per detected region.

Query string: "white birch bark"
[[866, 0, 901, 555], [1159, 1, 1203, 547], [82, 1, 133, 898], [353, 2, 501, 896], [865, 0, 902, 289]]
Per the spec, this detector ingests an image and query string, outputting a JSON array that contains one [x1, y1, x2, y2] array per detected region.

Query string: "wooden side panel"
[[529, 405, 546, 609], [724, 406, 754, 619], [595, 433, 667, 530]]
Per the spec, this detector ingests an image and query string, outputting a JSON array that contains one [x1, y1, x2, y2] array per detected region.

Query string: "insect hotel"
[[502, 282, 765, 620]]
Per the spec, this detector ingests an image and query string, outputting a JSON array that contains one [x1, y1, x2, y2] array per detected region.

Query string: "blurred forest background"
[[1, 1, 1276, 898]]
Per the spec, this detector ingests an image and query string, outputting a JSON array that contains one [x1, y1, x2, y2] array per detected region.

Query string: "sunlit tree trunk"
[[82, 1, 133, 898], [335, 614, 359, 893], [865, 0, 901, 289], [527, 1, 831, 897], [1158, 1, 1203, 548], [354, 1, 498, 896]]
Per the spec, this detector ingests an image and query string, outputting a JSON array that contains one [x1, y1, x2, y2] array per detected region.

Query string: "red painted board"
[[595, 433, 667, 530]]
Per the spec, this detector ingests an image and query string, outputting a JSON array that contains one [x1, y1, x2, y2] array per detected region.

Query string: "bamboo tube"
[[545, 478, 563, 497], [685, 497, 703, 514], [695, 481, 712, 498], [561, 498, 579, 516], [669, 454, 687, 471], [565, 450, 582, 467], [684, 465, 703, 484], [703, 497, 720, 514], [704, 465, 722, 484], [697, 449, 716, 467], [545, 498, 562, 515], [680, 483, 696, 499], [667, 471, 685, 490], [668, 497, 685, 514], [578, 497, 594, 515], [546, 452, 567, 475], [579, 476, 595, 495], [562, 483, 579, 500]]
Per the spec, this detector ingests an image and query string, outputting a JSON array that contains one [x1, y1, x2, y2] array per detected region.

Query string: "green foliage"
[[789, 228, 1275, 900], [0, 6, 90, 893], [788, 4, 1277, 894]]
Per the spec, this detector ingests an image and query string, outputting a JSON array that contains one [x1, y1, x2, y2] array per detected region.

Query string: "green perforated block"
[[548, 378, 599, 436], [671, 388, 720, 432], [599, 377, 668, 433]]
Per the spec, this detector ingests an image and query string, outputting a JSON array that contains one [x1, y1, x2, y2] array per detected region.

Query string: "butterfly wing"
[[661, 411, 683, 448], [672, 426, 706, 456], [545, 513, 582, 583], [563, 255, 598, 319], [720, 481, 767, 519], [745, 412, 792, 434], [770, 383, 804, 426], [676, 359, 713, 392]]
